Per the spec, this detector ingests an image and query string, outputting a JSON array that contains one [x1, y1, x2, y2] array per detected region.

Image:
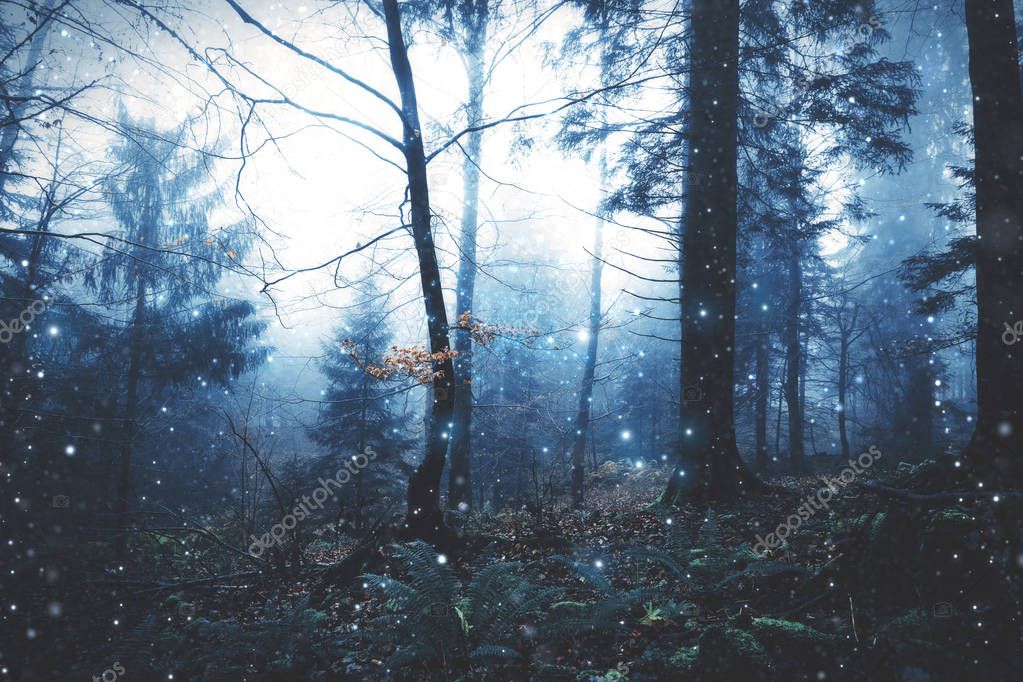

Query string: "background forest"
[[1, 0, 1021, 679]]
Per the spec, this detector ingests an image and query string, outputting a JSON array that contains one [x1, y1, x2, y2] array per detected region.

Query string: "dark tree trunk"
[[447, 19, 487, 513], [571, 195, 604, 508], [383, 0, 457, 547], [838, 329, 850, 461], [115, 279, 145, 559], [774, 357, 785, 459], [755, 320, 770, 469], [664, 0, 762, 504], [784, 239, 806, 472], [904, 356, 934, 459], [355, 375, 368, 531], [964, 0, 1023, 484]]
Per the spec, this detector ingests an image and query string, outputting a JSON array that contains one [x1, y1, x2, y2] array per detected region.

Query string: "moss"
[[922, 507, 980, 558], [925, 508, 973, 535], [692, 625, 774, 680], [575, 670, 626, 682], [669, 645, 698, 672], [868, 511, 889, 546], [881, 610, 931, 640], [752, 618, 840, 671], [752, 617, 837, 645], [532, 663, 576, 680], [870, 609, 972, 679], [686, 556, 731, 582]]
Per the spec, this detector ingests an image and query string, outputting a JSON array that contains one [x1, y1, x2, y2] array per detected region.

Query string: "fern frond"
[[469, 644, 523, 660], [551, 555, 612, 594]]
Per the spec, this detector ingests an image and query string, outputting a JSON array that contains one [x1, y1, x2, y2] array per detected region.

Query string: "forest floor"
[[58, 455, 1023, 681], [107, 453, 1018, 682]]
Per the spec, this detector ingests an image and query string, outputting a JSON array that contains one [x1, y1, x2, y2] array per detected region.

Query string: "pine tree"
[[312, 280, 414, 530], [97, 111, 265, 556]]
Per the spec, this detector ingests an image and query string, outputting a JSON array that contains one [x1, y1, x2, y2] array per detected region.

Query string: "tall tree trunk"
[[902, 356, 934, 459], [964, 0, 1023, 483], [447, 21, 487, 513], [115, 278, 145, 559], [355, 375, 368, 531], [571, 177, 604, 508], [664, 0, 761, 504], [838, 329, 850, 461], [784, 239, 806, 472], [383, 0, 456, 546], [755, 320, 770, 469], [774, 358, 785, 459]]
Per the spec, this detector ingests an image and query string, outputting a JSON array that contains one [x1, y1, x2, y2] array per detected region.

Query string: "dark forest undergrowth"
[[20, 455, 1023, 682]]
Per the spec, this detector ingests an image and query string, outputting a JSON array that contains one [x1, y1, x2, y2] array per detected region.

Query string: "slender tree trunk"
[[383, 0, 456, 546], [664, 0, 762, 504], [590, 426, 598, 471], [239, 434, 247, 548], [838, 330, 850, 460], [784, 239, 806, 472], [903, 356, 934, 459], [774, 359, 785, 459], [447, 23, 487, 513], [964, 0, 1023, 484], [754, 235, 771, 470], [755, 321, 770, 469], [355, 375, 368, 531], [115, 278, 145, 558], [515, 371, 534, 505], [571, 175, 604, 508]]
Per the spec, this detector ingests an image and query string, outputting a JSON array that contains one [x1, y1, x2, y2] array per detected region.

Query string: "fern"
[[351, 541, 560, 675], [550, 555, 613, 593], [623, 545, 690, 584], [103, 597, 339, 681], [697, 507, 723, 547], [544, 554, 656, 642]]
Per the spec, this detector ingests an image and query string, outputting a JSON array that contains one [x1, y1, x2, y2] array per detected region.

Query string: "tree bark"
[[664, 0, 762, 504], [963, 0, 1023, 484], [447, 13, 487, 513], [838, 328, 850, 461], [383, 0, 457, 546], [755, 319, 770, 469], [115, 278, 145, 559], [571, 178, 604, 508], [784, 238, 806, 471]]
